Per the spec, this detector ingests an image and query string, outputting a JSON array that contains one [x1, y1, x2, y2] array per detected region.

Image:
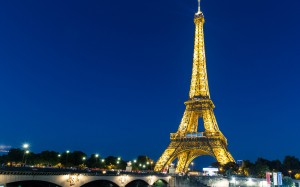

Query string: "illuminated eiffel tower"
[[154, 0, 235, 173]]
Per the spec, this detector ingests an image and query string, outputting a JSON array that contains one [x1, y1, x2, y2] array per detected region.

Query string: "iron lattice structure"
[[154, 7, 235, 173]]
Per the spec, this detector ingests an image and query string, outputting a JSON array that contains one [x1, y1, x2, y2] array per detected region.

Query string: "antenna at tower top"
[[197, 0, 201, 13]]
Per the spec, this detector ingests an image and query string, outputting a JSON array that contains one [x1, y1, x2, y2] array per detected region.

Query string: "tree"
[[253, 164, 269, 178], [222, 162, 239, 176], [39, 151, 60, 166], [69, 151, 86, 167], [283, 156, 300, 170], [7, 148, 23, 165], [269, 160, 282, 171], [282, 176, 294, 187], [86, 154, 104, 168]]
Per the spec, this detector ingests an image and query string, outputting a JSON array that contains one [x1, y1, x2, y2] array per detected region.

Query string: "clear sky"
[[0, 0, 300, 168]]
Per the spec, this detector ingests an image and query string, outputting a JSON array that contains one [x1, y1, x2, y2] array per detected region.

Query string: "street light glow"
[[66, 150, 70, 154], [95, 154, 99, 158], [23, 143, 29, 149]]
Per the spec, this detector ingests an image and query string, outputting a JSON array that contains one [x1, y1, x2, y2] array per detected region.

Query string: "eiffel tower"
[[154, 1, 235, 173]]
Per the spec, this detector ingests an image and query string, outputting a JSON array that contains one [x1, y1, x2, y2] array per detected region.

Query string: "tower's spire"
[[197, 0, 201, 14], [189, 0, 209, 99]]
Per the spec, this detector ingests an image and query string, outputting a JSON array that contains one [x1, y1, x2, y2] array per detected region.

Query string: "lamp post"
[[82, 157, 86, 166], [191, 162, 194, 171], [24, 150, 29, 166], [288, 170, 292, 177], [150, 161, 154, 171], [95, 154, 99, 168], [22, 143, 30, 166], [66, 150, 70, 167]]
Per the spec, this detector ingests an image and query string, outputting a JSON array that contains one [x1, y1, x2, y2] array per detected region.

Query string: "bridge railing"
[[0, 167, 169, 177]]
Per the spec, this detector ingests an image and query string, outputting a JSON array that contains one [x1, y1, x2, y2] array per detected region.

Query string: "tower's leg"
[[203, 110, 220, 132], [175, 152, 189, 173], [154, 147, 177, 172], [213, 146, 235, 165]]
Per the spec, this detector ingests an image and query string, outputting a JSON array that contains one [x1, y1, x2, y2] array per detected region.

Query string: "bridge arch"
[[153, 179, 168, 187], [1, 175, 68, 187], [81, 179, 119, 187], [6, 180, 62, 187], [125, 179, 149, 187]]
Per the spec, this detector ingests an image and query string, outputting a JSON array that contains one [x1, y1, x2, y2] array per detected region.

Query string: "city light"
[[133, 160, 137, 163], [25, 150, 29, 154], [231, 177, 236, 183], [58, 154, 61, 157], [118, 157, 121, 161], [101, 159, 105, 162], [66, 150, 70, 154], [95, 154, 99, 158], [23, 143, 29, 149]]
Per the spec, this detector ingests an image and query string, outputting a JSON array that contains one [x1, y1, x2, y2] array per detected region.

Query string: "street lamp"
[[94, 154, 99, 167], [289, 170, 292, 177], [22, 143, 30, 166], [24, 150, 30, 165], [191, 162, 194, 171], [150, 161, 154, 171], [66, 150, 70, 167], [23, 143, 29, 149]]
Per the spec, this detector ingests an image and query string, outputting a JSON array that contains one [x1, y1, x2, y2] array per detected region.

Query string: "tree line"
[[213, 156, 300, 179], [0, 148, 154, 171]]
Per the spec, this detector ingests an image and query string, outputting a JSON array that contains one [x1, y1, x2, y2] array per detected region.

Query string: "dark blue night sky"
[[0, 0, 300, 167]]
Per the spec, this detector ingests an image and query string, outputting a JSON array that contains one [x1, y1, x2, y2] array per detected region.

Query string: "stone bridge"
[[0, 171, 170, 187]]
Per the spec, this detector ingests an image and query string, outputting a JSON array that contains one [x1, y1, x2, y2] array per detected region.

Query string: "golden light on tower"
[[154, 0, 234, 173]]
